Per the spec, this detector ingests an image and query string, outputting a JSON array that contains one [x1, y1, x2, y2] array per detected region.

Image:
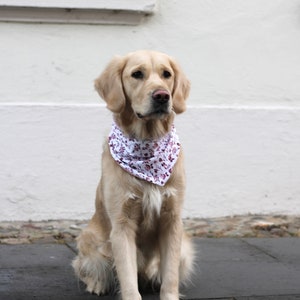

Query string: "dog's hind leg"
[[72, 218, 116, 295]]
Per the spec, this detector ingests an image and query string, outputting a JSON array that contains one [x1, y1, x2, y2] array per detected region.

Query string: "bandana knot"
[[108, 122, 181, 186]]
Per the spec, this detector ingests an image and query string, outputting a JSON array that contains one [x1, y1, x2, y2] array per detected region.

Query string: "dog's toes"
[[160, 292, 179, 300], [86, 279, 102, 295], [86, 281, 96, 295]]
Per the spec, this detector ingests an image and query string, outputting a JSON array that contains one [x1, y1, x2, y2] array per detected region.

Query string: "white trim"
[[0, 102, 107, 108], [0, 0, 157, 25], [1, 102, 300, 111]]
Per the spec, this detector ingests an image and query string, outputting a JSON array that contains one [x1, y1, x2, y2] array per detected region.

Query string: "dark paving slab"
[[242, 238, 300, 264], [0, 238, 300, 299], [182, 238, 300, 299], [0, 244, 103, 299], [0, 243, 74, 268], [235, 297, 300, 300]]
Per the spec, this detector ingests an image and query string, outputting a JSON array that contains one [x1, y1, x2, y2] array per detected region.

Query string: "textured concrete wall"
[[1, 0, 300, 220]]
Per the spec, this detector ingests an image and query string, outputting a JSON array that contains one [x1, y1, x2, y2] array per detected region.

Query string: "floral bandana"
[[108, 122, 181, 186]]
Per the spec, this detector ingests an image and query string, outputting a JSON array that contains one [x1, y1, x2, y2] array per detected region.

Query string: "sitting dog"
[[72, 50, 194, 300]]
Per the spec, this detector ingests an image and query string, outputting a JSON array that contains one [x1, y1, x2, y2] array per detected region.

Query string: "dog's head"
[[95, 50, 190, 138]]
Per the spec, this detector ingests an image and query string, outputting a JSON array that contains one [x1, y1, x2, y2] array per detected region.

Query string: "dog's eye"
[[131, 70, 144, 79], [163, 70, 172, 79]]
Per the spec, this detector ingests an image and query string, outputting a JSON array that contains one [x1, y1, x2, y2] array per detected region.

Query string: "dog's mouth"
[[136, 108, 170, 120]]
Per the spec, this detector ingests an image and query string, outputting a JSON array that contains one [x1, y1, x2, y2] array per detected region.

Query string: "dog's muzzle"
[[136, 89, 171, 119]]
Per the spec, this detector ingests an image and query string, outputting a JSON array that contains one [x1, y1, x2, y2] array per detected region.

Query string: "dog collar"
[[108, 122, 181, 186]]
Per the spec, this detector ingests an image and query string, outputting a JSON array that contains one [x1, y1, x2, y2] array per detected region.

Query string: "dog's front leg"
[[111, 222, 141, 300], [159, 206, 183, 300]]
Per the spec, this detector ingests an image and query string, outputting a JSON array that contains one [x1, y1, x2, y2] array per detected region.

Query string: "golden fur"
[[72, 50, 194, 300]]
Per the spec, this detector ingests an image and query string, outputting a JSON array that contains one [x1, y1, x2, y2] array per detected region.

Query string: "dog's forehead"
[[125, 51, 171, 69]]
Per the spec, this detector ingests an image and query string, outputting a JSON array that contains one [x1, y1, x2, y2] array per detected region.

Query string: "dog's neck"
[[113, 103, 175, 140]]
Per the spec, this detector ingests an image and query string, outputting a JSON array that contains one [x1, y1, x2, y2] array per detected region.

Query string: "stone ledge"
[[1, 214, 300, 245]]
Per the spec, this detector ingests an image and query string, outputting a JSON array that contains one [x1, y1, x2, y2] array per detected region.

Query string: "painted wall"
[[1, 0, 300, 220]]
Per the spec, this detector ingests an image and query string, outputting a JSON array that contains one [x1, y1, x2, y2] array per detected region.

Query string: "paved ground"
[[1, 238, 300, 300]]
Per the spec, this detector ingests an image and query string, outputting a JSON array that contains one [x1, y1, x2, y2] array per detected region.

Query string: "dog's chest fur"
[[142, 185, 163, 217], [126, 183, 176, 228]]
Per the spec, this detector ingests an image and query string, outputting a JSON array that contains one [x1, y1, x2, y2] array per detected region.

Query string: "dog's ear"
[[169, 58, 190, 114], [94, 56, 126, 113]]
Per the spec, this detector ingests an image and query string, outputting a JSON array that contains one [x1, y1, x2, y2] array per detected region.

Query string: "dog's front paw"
[[122, 291, 142, 300], [160, 291, 179, 300]]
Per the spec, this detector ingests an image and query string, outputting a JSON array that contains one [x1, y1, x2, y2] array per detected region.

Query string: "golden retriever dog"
[[72, 50, 194, 300]]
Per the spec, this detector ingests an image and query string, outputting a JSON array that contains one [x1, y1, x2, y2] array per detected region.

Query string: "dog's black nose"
[[152, 90, 170, 104]]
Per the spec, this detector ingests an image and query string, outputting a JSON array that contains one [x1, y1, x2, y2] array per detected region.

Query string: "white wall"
[[1, 0, 300, 220]]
